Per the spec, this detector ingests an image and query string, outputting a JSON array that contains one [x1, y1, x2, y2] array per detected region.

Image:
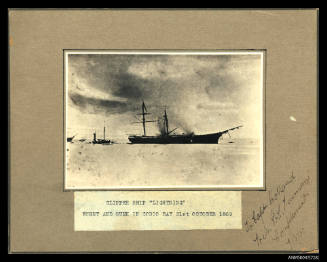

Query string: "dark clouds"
[[110, 72, 152, 100], [69, 92, 131, 114], [67, 53, 262, 136]]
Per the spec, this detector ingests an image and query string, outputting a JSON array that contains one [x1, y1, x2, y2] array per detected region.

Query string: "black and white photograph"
[[64, 50, 264, 189]]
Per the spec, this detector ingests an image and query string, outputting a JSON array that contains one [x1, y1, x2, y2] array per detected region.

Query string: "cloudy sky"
[[66, 52, 263, 142]]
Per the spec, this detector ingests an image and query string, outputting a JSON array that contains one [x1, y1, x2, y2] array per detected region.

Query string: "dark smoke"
[[69, 92, 131, 114], [157, 118, 166, 135]]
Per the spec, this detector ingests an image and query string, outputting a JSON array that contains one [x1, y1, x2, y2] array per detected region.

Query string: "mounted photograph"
[[64, 50, 265, 190]]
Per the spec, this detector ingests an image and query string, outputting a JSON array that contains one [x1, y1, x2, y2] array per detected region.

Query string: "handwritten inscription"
[[244, 171, 311, 249]]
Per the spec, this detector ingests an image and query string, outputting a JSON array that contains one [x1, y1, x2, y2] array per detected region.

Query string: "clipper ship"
[[128, 101, 242, 144]]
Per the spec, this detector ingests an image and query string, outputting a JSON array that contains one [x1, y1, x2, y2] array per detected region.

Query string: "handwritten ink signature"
[[244, 171, 311, 249]]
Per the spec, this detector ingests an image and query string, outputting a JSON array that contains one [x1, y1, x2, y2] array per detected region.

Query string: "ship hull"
[[191, 132, 223, 144], [92, 139, 111, 144], [128, 132, 223, 144]]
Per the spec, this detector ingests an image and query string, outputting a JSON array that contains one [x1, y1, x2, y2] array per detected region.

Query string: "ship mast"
[[162, 108, 178, 136], [134, 101, 156, 136], [164, 109, 169, 135], [104, 121, 106, 140], [142, 101, 146, 136]]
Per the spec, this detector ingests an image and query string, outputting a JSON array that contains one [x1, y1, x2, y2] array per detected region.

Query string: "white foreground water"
[[65, 138, 262, 189]]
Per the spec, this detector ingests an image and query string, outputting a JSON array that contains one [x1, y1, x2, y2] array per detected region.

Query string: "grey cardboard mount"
[[9, 9, 318, 253]]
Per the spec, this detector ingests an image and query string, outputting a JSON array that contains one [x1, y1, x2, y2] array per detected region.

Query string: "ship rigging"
[[128, 101, 242, 144]]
